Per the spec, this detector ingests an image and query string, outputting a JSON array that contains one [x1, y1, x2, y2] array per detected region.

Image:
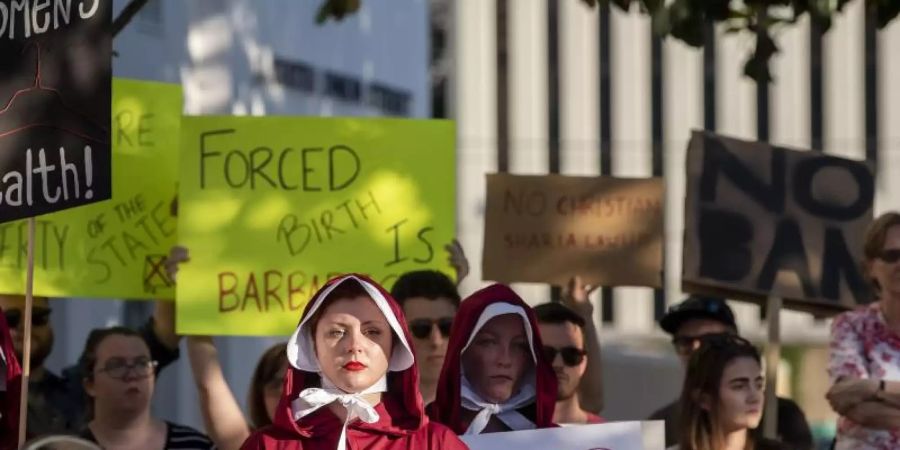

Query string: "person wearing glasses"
[[649, 296, 812, 450], [670, 334, 788, 450], [0, 295, 180, 439], [827, 212, 900, 450], [389, 269, 461, 404], [533, 301, 603, 425], [77, 327, 214, 450]]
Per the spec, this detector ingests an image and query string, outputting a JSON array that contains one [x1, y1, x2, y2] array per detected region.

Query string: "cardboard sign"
[[0, 78, 181, 299], [0, 0, 112, 222], [460, 422, 656, 450], [177, 117, 455, 336], [482, 174, 663, 287], [683, 131, 874, 313]]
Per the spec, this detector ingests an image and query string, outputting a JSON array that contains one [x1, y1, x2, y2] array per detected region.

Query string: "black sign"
[[682, 131, 874, 314], [0, 0, 112, 223]]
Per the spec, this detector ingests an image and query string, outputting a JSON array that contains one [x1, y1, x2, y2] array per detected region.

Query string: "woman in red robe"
[[240, 274, 468, 450], [428, 284, 558, 435]]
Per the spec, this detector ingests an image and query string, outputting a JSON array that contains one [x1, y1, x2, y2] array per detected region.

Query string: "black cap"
[[659, 296, 737, 335]]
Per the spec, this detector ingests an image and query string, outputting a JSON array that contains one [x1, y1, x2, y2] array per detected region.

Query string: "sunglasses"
[[4, 308, 51, 329], [878, 249, 900, 264], [543, 345, 586, 367], [408, 317, 453, 340]]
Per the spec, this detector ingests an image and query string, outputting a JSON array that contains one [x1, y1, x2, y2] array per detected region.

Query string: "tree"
[[315, 0, 900, 83]]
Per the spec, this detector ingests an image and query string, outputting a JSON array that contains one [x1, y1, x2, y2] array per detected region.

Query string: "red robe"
[[428, 284, 558, 434], [0, 307, 22, 450], [241, 274, 468, 450]]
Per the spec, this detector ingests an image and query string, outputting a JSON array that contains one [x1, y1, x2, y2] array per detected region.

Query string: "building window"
[[274, 58, 316, 92], [368, 83, 411, 116], [324, 72, 362, 103]]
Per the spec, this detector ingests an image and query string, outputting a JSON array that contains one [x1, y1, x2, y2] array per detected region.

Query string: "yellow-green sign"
[[0, 78, 181, 299], [177, 117, 455, 336]]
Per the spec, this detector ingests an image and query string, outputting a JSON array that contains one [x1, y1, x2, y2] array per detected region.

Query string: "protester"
[[558, 276, 605, 414], [649, 296, 812, 450], [428, 283, 557, 434], [0, 295, 180, 438], [78, 326, 214, 450], [240, 274, 467, 449], [533, 301, 603, 425], [827, 211, 900, 449], [670, 333, 787, 450], [390, 270, 460, 404], [0, 306, 22, 450]]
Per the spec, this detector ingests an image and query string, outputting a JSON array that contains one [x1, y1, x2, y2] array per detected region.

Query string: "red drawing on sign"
[[0, 44, 107, 143]]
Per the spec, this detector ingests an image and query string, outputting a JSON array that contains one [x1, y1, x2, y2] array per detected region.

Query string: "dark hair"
[[679, 334, 762, 450], [248, 342, 288, 429], [863, 211, 900, 294], [79, 326, 144, 379], [390, 270, 461, 308], [533, 302, 586, 329], [79, 326, 146, 419]]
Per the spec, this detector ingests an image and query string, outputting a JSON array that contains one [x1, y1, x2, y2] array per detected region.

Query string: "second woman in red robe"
[[428, 283, 558, 435]]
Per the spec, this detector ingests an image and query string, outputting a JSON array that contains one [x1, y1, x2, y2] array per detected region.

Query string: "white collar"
[[291, 375, 388, 450]]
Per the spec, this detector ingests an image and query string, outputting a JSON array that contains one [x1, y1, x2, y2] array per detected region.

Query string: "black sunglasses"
[[408, 317, 453, 340], [4, 308, 51, 329], [543, 345, 586, 367], [878, 249, 900, 264]]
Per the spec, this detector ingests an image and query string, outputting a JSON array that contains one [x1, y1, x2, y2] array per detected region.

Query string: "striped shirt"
[[81, 421, 217, 450]]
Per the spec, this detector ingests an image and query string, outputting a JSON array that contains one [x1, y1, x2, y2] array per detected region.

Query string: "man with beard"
[[534, 301, 604, 425], [0, 295, 180, 438]]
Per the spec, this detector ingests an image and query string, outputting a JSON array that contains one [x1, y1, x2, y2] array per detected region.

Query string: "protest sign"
[[482, 174, 663, 287], [460, 421, 656, 450], [683, 131, 874, 313], [0, 0, 113, 222], [0, 78, 181, 299], [176, 117, 456, 336]]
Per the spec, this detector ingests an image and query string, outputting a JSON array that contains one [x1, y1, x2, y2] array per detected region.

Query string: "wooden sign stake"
[[17, 217, 36, 448], [763, 295, 782, 439]]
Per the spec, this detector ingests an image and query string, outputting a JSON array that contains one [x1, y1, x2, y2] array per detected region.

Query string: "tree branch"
[[112, 0, 153, 38]]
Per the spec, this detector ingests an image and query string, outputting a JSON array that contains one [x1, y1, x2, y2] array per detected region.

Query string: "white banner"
[[460, 421, 664, 450]]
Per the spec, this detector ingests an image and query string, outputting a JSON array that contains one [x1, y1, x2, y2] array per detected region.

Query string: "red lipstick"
[[343, 361, 366, 372]]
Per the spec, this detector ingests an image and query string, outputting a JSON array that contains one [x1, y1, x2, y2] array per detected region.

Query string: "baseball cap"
[[659, 296, 737, 335]]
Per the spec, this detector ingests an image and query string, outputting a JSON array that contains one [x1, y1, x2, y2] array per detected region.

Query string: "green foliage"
[[317, 0, 900, 83], [590, 0, 900, 83]]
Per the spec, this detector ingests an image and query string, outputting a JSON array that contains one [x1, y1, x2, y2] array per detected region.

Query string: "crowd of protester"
[[0, 211, 898, 450]]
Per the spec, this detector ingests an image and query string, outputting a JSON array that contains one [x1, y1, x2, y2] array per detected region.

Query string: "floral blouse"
[[829, 303, 900, 450]]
